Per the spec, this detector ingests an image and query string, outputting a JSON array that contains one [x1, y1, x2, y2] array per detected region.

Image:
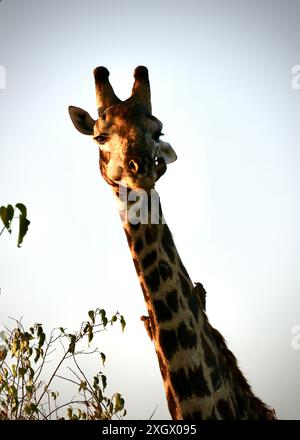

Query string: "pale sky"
[[1, 0, 300, 419]]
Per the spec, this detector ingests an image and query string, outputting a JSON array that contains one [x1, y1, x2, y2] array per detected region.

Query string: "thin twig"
[[45, 399, 87, 419], [67, 367, 84, 385], [32, 350, 70, 418], [72, 348, 99, 356], [72, 356, 93, 392], [34, 333, 55, 385], [149, 405, 158, 420], [58, 336, 67, 355], [55, 375, 81, 387]]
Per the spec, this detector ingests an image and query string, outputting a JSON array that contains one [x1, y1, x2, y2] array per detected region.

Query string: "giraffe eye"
[[152, 131, 164, 142], [95, 134, 109, 145]]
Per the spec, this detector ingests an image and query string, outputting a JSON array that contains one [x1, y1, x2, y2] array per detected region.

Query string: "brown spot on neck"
[[145, 224, 159, 244]]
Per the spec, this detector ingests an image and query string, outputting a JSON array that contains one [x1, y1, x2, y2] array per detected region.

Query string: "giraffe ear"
[[68, 106, 96, 135], [158, 140, 177, 164]]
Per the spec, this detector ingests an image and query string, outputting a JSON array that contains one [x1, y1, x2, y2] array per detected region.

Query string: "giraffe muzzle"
[[124, 154, 164, 189]]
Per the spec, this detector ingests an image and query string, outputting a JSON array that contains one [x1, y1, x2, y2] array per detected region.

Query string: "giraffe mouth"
[[120, 174, 156, 191], [155, 157, 167, 181]]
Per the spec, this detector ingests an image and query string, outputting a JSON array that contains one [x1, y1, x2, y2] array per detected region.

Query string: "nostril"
[[128, 158, 140, 174]]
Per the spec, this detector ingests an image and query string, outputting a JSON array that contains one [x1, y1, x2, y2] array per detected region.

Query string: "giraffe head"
[[69, 66, 177, 190]]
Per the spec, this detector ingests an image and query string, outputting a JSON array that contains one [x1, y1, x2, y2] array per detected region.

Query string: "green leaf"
[[36, 325, 43, 336], [100, 352, 106, 366], [114, 393, 125, 413], [26, 385, 33, 394], [0, 205, 14, 233], [79, 381, 87, 392], [15, 203, 27, 218], [111, 315, 117, 323], [34, 348, 40, 363], [29, 367, 35, 379], [93, 376, 99, 387], [88, 310, 95, 323], [24, 404, 31, 415], [68, 342, 75, 354], [38, 332, 45, 348], [11, 340, 20, 356], [7, 205, 14, 225], [88, 327, 93, 343], [120, 315, 126, 332], [24, 403, 38, 415], [0, 346, 7, 361], [17, 214, 30, 247], [83, 323, 89, 334], [0, 331, 8, 344], [12, 364, 17, 378], [29, 403, 38, 414], [24, 331, 33, 340], [0, 206, 6, 227], [100, 309, 106, 321], [18, 367, 27, 377], [10, 385, 18, 399], [101, 374, 107, 390]]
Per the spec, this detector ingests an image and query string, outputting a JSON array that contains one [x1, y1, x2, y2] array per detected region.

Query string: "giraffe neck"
[[114, 186, 273, 420]]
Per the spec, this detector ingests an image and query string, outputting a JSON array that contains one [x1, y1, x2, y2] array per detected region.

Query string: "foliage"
[[0, 203, 30, 247], [0, 309, 126, 420]]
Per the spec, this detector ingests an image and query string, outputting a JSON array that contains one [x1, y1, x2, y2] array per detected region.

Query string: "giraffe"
[[68, 66, 276, 420]]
